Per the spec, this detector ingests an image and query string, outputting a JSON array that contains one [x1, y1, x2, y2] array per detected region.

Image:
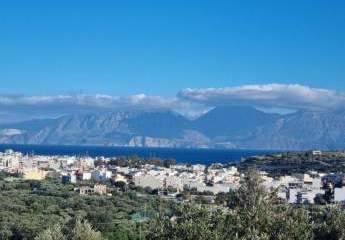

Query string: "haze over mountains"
[[2, 84, 345, 150], [1, 105, 345, 150]]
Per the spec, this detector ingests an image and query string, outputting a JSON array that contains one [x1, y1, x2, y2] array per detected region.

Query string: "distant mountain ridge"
[[1, 106, 345, 150], [193, 106, 280, 138]]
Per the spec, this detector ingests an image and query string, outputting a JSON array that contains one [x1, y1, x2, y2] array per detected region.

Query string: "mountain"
[[0, 110, 210, 148], [193, 106, 279, 138], [239, 109, 345, 150], [2, 107, 345, 150]]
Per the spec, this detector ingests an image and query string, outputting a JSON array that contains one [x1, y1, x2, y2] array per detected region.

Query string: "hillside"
[[1, 107, 345, 150]]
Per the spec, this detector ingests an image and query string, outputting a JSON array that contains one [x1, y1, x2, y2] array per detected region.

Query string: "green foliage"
[[35, 225, 64, 240], [2, 169, 345, 240], [240, 151, 345, 176], [108, 155, 176, 168], [0, 178, 160, 239], [35, 219, 102, 240], [148, 168, 314, 240], [148, 204, 227, 240], [312, 205, 345, 240], [72, 218, 102, 240]]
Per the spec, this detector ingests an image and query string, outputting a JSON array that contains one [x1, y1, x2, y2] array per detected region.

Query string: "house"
[[91, 169, 113, 181], [82, 172, 92, 181], [61, 173, 77, 184], [134, 174, 163, 190], [114, 173, 128, 183], [79, 186, 94, 195], [71, 174, 77, 183], [78, 184, 107, 195], [94, 184, 107, 195], [335, 187, 345, 202], [23, 168, 49, 180], [312, 150, 322, 156], [295, 174, 313, 184], [61, 175, 71, 184], [288, 188, 325, 204]]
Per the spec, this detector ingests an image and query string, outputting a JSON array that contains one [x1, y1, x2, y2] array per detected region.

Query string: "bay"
[[0, 144, 277, 165]]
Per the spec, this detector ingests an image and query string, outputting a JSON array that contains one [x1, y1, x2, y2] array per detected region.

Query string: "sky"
[[0, 0, 345, 121]]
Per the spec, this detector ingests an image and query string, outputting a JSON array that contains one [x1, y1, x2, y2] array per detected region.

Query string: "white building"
[[335, 187, 345, 202], [82, 172, 92, 181]]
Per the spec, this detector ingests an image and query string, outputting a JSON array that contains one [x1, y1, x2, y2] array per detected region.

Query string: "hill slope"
[[1, 107, 345, 150]]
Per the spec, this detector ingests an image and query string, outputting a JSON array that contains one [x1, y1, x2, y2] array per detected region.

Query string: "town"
[[1, 149, 344, 205]]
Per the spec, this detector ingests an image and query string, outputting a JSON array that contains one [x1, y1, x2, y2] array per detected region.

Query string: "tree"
[[314, 194, 327, 205], [214, 192, 227, 206], [147, 168, 314, 240], [35, 220, 103, 240], [35, 225, 65, 240], [148, 204, 226, 240], [114, 181, 126, 192], [229, 168, 313, 240], [72, 218, 102, 240], [313, 206, 345, 240]]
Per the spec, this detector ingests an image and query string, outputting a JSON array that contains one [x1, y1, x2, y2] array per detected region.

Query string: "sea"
[[0, 144, 278, 165]]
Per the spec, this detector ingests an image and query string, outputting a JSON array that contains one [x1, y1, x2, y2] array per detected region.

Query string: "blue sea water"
[[0, 144, 277, 165]]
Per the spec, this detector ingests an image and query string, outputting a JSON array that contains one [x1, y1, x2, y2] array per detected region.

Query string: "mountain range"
[[1, 106, 345, 150]]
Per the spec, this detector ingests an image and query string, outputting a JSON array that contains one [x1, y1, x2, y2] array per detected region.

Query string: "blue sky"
[[1, 0, 344, 96]]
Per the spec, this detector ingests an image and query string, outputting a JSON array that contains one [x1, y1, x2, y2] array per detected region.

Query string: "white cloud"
[[0, 94, 175, 109], [1, 84, 344, 123], [178, 84, 345, 110], [0, 93, 207, 122]]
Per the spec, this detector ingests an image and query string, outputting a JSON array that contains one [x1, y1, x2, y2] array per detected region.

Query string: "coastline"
[[0, 143, 278, 165]]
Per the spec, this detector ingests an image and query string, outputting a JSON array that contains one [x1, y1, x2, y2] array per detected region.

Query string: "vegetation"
[[95, 155, 176, 168], [35, 219, 101, 240], [148, 169, 345, 240], [1, 169, 345, 239], [0, 174, 172, 239], [239, 151, 345, 176]]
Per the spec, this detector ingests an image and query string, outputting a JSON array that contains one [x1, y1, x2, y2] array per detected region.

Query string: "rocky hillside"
[[1, 107, 345, 150], [240, 110, 345, 150]]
